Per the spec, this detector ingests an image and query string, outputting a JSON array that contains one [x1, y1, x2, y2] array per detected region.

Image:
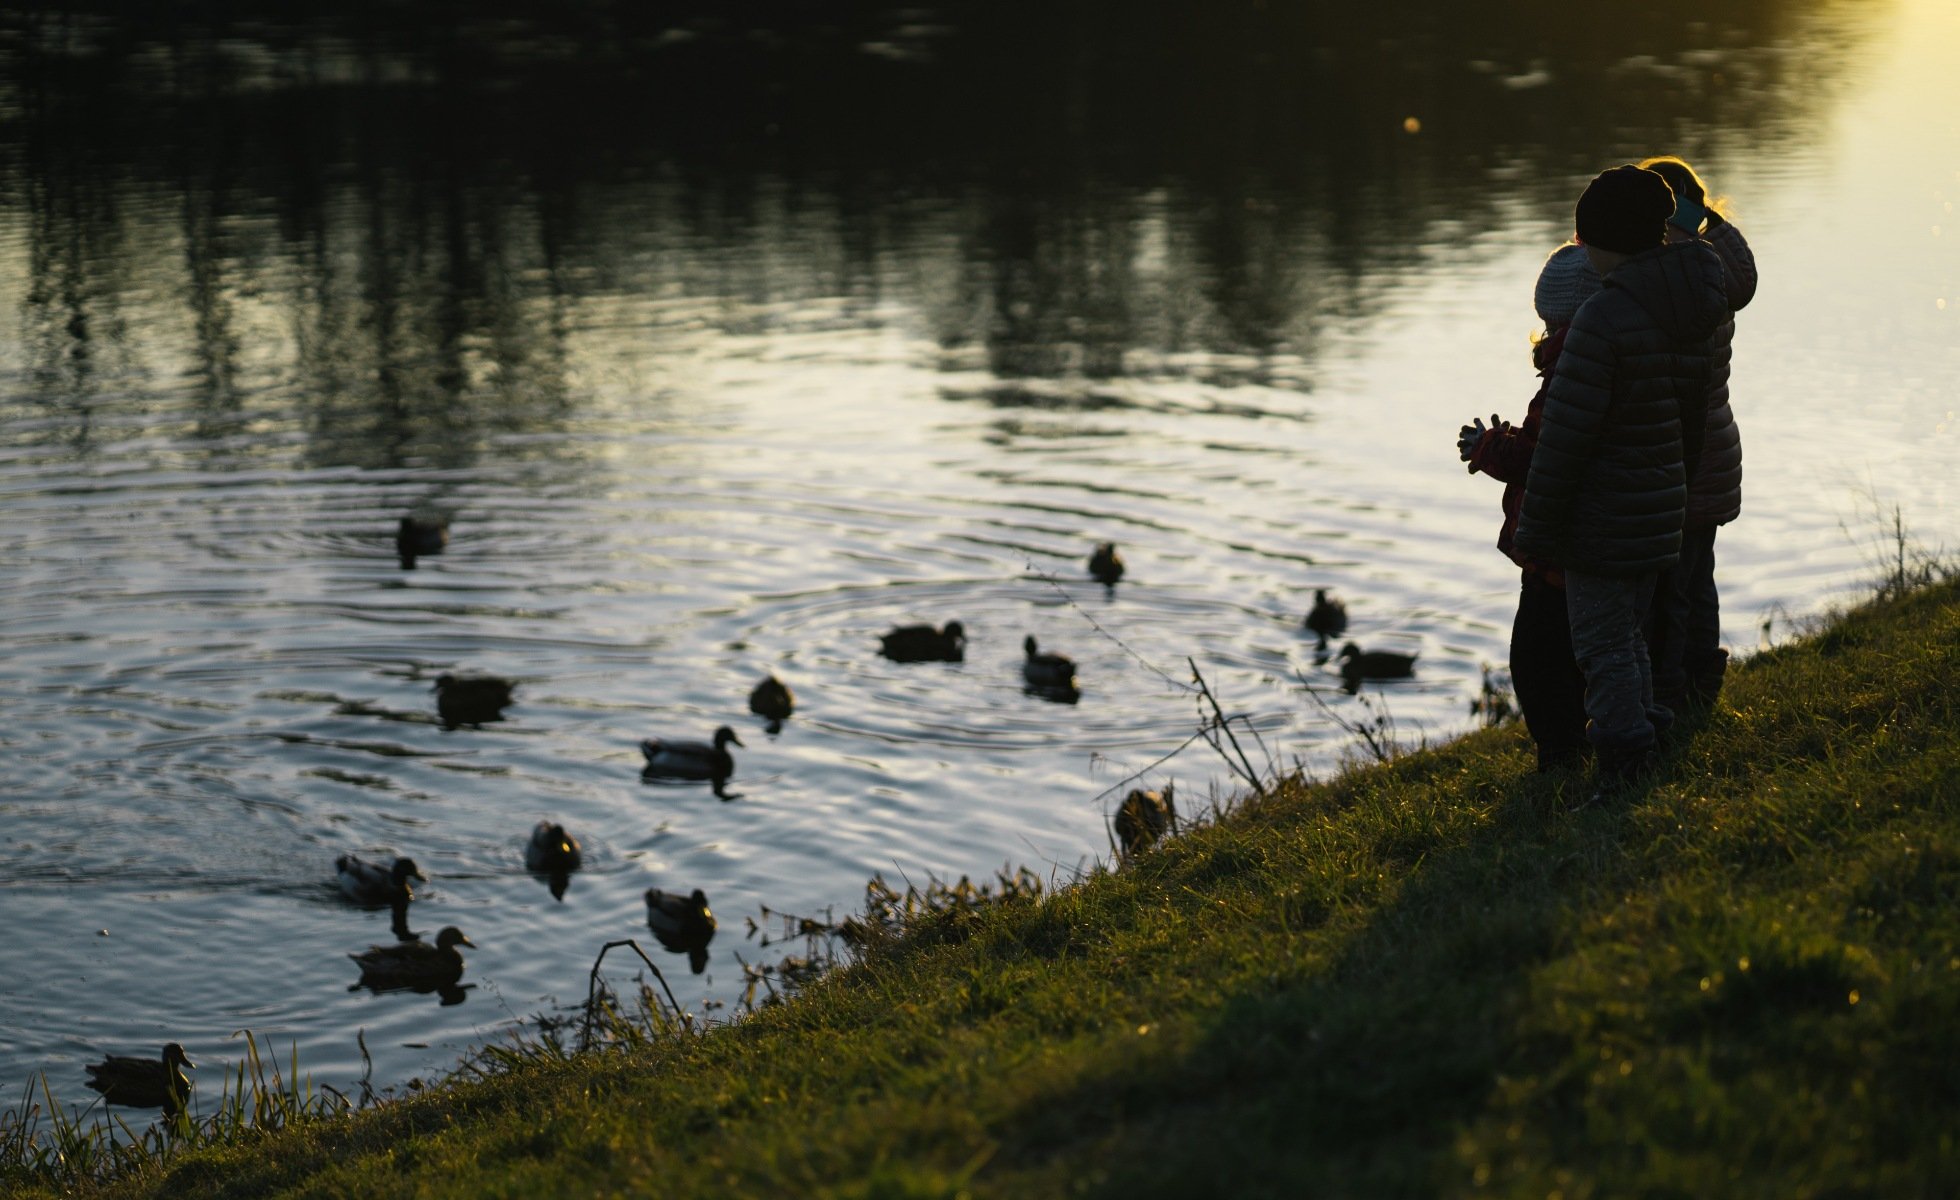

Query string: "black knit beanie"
[[1573, 165, 1675, 255]]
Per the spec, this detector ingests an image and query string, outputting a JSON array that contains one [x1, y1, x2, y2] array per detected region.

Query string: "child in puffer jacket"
[[1636, 155, 1757, 714], [1457, 243, 1600, 771]]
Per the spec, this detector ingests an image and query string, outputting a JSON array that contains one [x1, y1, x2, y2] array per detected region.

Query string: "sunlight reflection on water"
[[0, 0, 1955, 1108]]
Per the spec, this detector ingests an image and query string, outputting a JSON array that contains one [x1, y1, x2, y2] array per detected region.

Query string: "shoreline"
[[9, 572, 1960, 1197]]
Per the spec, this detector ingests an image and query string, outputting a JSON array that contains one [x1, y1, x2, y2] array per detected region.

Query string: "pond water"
[[2, 0, 1956, 1112]]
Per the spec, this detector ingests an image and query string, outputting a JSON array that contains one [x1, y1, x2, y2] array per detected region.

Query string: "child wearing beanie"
[[1457, 243, 1600, 772], [1513, 165, 1731, 799]]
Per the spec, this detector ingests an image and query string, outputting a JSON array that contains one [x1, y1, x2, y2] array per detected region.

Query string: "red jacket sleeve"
[[1468, 420, 1535, 483]]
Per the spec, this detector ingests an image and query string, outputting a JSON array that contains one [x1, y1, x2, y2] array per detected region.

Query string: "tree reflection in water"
[[1, 0, 1865, 469]]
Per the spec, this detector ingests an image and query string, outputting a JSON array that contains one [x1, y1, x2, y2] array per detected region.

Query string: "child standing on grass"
[[1458, 243, 1600, 772], [1513, 165, 1731, 794], [1636, 155, 1758, 714]]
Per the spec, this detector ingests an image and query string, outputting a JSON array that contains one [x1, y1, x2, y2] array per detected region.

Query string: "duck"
[[1304, 589, 1348, 642], [524, 822, 581, 875], [1114, 784, 1177, 858], [1337, 641, 1418, 690], [1023, 635, 1080, 694], [1088, 542, 1125, 586], [640, 726, 743, 788], [879, 621, 966, 663], [645, 887, 716, 942], [334, 854, 426, 906], [432, 673, 515, 728], [350, 925, 475, 991], [84, 1043, 194, 1112], [396, 514, 449, 568], [748, 674, 795, 722]]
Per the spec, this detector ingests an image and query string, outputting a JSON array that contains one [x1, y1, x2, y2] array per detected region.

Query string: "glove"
[[1458, 414, 1504, 464]]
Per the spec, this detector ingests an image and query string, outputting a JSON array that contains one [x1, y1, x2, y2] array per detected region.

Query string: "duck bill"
[[457, 935, 477, 948]]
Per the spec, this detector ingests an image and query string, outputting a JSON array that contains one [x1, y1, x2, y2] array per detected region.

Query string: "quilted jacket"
[[1513, 240, 1732, 576], [1685, 217, 1757, 527], [1466, 326, 1568, 579]]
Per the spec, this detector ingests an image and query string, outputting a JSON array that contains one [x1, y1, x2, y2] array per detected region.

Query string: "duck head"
[[162, 1043, 195, 1072], [433, 926, 476, 952], [713, 726, 745, 750], [391, 858, 427, 888]]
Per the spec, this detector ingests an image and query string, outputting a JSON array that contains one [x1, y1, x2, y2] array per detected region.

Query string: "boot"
[[1685, 649, 1729, 710], [1536, 743, 1588, 774], [1646, 704, 1676, 742], [1583, 743, 1657, 806]]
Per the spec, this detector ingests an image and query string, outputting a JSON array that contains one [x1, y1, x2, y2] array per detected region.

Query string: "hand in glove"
[[1457, 413, 1505, 464]]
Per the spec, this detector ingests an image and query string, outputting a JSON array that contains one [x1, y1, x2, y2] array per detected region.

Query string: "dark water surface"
[[3, 0, 1957, 1109]]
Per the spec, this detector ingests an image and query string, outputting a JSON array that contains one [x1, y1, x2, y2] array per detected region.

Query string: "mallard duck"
[[1304, 589, 1348, 641], [524, 822, 581, 874], [645, 887, 716, 942], [335, 854, 426, 906], [640, 726, 742, 788], [748, 674, 795, 722], [879, 621, 966, 663], [1114, 784, 1177, 858], [1088, 542, 1125, 585], [1023, 635, 1079, 692], [85, 1043, 194, 1111], [432, 673, 514, 728], [1337, 642, 1418, 689], [396, 515, 449, 568], [350, 925, 474, 991]]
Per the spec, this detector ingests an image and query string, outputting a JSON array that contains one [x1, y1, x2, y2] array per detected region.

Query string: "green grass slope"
[[29, 578, 1960, 1198]]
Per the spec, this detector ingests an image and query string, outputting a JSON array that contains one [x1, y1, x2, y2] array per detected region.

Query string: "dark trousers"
[[1646, 524, 1724, 710], [1510, 571, 1589, 769], [1565, 568, 1667, 753]]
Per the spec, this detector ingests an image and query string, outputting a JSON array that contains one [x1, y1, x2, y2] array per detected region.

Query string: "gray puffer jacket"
[[1513, 240, 1732, 576], [1686, 217, 1757, 527]]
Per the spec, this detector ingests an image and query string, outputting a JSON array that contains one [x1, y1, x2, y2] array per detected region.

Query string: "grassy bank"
[[15, 577, 1960, 1198]]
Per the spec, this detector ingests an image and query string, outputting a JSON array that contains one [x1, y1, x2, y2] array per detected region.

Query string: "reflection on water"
[[2, 0, 1950, 1112]]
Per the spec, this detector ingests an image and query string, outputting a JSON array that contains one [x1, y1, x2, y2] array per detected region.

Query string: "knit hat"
[[1573, 165, 1675, 255], [1533, 243, 1602, 326]]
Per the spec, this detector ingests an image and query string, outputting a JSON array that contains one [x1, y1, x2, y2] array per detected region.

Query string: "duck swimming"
[[640, 726, 743, 791], [1114, 784, 1177, 858], [84, 1043, 194, 1112], [524, 822, 581, 875], [748, 674, 795, 722], [645, 887, 717, 941], [879, 621, 966, 663], [1337, 642, 1418, 692], [396, 515, 449, 568], [646, 887, 716, 973], [335, 854, 426, 906], [1304, 589, 1348, 643], [1023, 635, 1080, 701], [350, 925, 475, 991], [1088, 542, 1125, 586], [432, 673, 514, 728]]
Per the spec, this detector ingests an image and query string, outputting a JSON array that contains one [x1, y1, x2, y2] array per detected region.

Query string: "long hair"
[[1637, 155, 1733, 221]]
